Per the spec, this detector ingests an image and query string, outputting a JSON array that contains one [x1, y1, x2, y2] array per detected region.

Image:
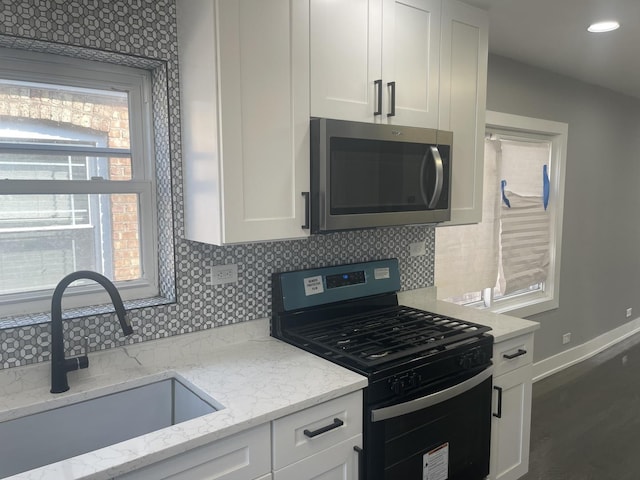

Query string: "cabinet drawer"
[[494, 333, 534, 377], [272, 391, 362, 470]]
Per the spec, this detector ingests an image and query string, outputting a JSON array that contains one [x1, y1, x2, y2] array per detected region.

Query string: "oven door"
[[365, 366, 493, 480]]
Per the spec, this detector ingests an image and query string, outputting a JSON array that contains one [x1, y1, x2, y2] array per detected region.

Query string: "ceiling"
[[460, 0, 640, 99]]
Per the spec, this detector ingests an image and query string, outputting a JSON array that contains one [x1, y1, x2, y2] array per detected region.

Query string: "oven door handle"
[[370, 366, 493, 422]]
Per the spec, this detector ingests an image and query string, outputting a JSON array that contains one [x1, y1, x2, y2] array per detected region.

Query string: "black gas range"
[[271, 258, 494, 480]]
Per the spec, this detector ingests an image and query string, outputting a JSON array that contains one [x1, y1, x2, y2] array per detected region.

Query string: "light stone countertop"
[[0, 319, 367, 480], [399, 287, 540, 342], [0, 289, 538, 480]]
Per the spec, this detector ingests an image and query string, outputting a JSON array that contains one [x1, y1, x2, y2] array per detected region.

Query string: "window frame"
[[0, 48, 158, 316], [483, 110, 567, 317]]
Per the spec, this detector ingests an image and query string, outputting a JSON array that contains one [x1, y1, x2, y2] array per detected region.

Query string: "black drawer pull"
[[303, 418, 344, 438], [354, 446, 364, 480], [503, 348, 527, 360], [493, 385, 503, 418]]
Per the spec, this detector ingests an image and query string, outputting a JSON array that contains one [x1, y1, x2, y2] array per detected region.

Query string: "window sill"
[[483, 292, 558, 318], [0, 295, 175, 330]]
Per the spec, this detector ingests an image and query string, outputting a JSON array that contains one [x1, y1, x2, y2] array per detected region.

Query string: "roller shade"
[[498, 191, 550, 295]]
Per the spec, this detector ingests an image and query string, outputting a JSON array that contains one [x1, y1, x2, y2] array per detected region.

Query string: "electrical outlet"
[[562, 332, 571, 345], [626, 307, 633, 318], [210, 264, 238, 285], [409, 241, 426, 257]]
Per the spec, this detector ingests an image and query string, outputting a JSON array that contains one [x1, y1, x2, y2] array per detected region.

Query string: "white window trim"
[[484, 110, 568, 317], [0, 48, 158, 316]]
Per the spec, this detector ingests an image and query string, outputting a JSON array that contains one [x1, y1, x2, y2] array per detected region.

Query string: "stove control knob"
[[408, 372, 422, 388], [390, 378, 405, 395], [459, 353, 474, 369]]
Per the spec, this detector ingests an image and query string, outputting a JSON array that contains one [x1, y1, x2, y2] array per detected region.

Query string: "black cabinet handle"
[[301, 191, 310, 229], [303, 418, 344, 438], [387, 81, 396, 117], [493, 385, 503, 418], [374, 79, 382, 116], [354, 446, 364, 480], [503, 349, 527, 360]]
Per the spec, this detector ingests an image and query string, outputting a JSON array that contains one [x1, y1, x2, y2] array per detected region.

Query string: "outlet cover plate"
[[210, 264, 238, 285], [409, 241, 427, 257]]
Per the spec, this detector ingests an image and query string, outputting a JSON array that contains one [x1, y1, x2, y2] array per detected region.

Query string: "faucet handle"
[[67, 336, 89, 371]]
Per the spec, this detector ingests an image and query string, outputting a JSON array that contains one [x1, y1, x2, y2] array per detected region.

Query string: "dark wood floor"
[[521, 333, 640, 480]]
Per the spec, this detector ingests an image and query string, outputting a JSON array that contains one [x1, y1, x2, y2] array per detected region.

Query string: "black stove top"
[[284, 304, 491, 370], [271, 259, 493, 383]]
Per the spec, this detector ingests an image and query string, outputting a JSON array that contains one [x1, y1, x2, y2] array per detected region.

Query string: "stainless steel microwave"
[[309, 118, 452, 233]]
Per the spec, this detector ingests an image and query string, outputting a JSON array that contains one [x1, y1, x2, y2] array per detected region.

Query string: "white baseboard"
[[533, 316, 640, 382]]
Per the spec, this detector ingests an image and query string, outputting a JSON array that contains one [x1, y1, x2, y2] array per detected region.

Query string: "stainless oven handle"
[[371, 366, 493, 422], [419, 146, 445, 209]]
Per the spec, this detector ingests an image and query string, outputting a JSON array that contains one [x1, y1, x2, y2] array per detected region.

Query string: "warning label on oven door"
[[423, 443, 449, 480]]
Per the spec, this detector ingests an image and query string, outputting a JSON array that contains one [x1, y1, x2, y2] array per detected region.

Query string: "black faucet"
[[50, 271, 134, 394]]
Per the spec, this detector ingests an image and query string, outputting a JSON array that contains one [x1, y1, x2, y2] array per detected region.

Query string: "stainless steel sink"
[[0, 375, 223, 478]]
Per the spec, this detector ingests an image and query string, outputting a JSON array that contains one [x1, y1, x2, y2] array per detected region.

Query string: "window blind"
[[497, 139, 551, 295], [498, 190, 550, 295]]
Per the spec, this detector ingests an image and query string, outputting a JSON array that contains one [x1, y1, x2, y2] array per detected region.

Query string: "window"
[[435, 111, 567, 317], [0, 48, 157, 316]]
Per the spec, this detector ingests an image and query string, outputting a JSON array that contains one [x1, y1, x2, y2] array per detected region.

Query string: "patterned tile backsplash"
[[0, 0, 436, 369]]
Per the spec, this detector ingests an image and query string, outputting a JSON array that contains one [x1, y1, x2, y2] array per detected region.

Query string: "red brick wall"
[[1, 88, 140, 281]]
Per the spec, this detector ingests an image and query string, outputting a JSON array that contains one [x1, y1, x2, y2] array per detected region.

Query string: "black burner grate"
[[287, 306, 491, 368]]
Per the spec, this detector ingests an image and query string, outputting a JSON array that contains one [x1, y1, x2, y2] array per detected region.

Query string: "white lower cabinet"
[[272, 391, 363, 480], [489, 333, 535, 480], [118, 424, 271, 480], [120, 392, 363, 480], [273, 436, 362, 480]]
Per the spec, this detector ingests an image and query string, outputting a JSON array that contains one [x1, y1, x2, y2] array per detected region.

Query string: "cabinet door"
[[273, 435, 362, 480], [438, 0, 488, 224], [217, 0, 310, 243], [381, 0, 441, 128], [490, 364, 533, 480], [119, 424, 271, 480], [310, 0, 383, 122]]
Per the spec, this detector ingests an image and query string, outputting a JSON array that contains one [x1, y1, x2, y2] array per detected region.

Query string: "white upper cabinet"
[[177, 0, 310, 245], [439, 0, 488, 224], [310, 0, 381, 122], [382, 0, 441, 127], [310, 0, 441, 128], [178, 0, 488, 245]]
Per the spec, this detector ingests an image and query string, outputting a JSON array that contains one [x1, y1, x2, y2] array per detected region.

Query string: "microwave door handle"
[[420, 146, 444, 209]]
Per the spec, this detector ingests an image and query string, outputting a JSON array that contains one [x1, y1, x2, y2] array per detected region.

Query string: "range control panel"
[[326, 270, 366, 289], [274, 258, 401, 312]]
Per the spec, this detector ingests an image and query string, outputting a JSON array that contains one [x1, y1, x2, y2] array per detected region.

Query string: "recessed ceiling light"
[[587, 21, 620, 33]]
